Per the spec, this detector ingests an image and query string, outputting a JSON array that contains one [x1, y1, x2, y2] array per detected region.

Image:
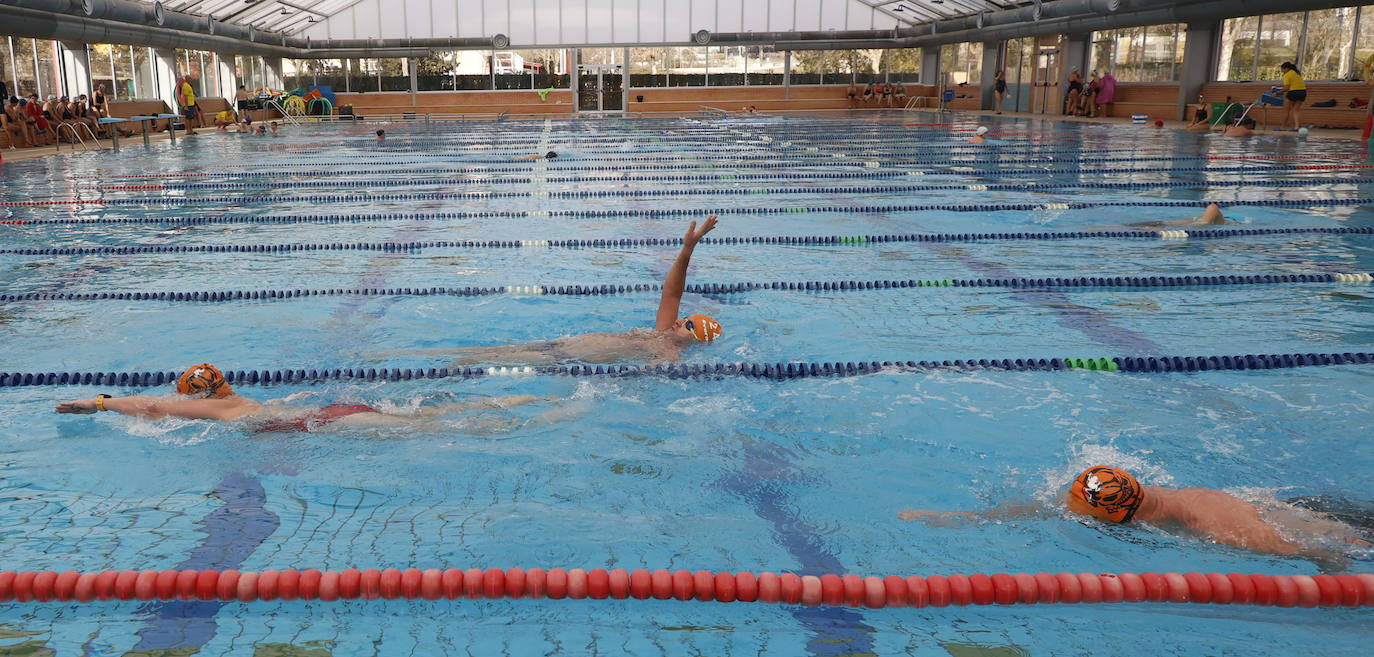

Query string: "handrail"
[[266, 99, 301, 126], [697, 105, 729, 118], [55, 124, 93, 152], [1212, 101, 1244, 126]]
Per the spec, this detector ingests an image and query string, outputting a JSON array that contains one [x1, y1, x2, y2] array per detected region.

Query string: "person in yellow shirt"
[[177, 72, 200, 135], [212, 109, 237, 131], [1279, 61, 1306, 131]]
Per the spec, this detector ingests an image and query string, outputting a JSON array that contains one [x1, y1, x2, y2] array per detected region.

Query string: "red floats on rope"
[[0, 569, 1369, 609]]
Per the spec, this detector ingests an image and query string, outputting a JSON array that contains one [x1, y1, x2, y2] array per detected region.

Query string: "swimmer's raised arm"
[[655, 215, 718, 332]]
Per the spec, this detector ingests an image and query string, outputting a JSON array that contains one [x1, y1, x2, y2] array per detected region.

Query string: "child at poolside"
[[900, 466, 1369, 562]]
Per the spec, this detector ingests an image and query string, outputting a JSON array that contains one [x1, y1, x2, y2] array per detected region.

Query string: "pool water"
[[1, 113, 1372, 656]]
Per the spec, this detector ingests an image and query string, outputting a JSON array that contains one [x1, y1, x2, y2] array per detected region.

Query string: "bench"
[[1201, 82, 1371, 129], [1097, 83, 1179, 120]]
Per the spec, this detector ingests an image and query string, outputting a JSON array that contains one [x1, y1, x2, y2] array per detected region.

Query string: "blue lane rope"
[[3, 273, 1366, 304], [10, 198, 1370, 226], [5, 226, 1372, 256], [48, 177, 1374, 207], [93, 162, 1369, 188], [4, 352, 1371, 388]]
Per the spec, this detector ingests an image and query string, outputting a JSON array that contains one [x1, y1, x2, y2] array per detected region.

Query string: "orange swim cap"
[[1069, 466, 1144, 523], [176, 363, 232, 398], [686, 314, 723, 342]]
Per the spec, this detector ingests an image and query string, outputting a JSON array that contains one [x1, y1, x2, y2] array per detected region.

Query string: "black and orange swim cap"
[[1069, 466, 1144, 523], [176, 363, 232, 398]]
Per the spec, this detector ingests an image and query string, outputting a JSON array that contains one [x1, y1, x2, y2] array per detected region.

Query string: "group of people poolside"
[[2, 89, 130, 148], [55, 210, 1368, 562], [847, 81, 909, 108]]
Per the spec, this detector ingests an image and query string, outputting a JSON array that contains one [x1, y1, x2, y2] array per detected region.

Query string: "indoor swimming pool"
[[1, 113, 1371, 656]]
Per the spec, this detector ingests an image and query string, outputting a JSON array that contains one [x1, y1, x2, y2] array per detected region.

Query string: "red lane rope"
[[0, 568, 1369, 608]]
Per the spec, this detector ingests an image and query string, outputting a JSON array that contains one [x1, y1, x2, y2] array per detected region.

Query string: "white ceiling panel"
[[286, 1, 1034, 44]]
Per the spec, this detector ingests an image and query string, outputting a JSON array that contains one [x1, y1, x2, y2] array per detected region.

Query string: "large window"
[[822, 50, 853, 85], [630, 47, 668, 87], [1303, 7, 1358, 80], [1256, 12, 1303, 80], [707, 46, 745, 87], [887, 48, 921, 82], [1218, 8, 1370, 81], [789, 50, 825, 85], [1359, 8, 1374, 80], [1090, 24, 1183, 82], [939, 42, 982, 85], [672, 47, 707, 86]]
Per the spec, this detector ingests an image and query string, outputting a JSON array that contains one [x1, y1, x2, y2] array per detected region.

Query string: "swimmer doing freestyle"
[[901, 466, 1371, 562], [55, 364, 553, 434], [384, 217, 723, 367]]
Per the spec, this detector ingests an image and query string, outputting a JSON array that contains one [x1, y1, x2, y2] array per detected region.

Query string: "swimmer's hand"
[[55, 399, 98, 414], [684, 215, 718, 246]]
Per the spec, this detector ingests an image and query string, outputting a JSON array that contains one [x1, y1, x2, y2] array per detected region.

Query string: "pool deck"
[[0, 109, 1368, 165]]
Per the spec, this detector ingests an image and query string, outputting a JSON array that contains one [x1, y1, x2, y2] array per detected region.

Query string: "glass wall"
[[939, 42, 982, 86], [630, 47, 668, 87], [822, 50, 853, 85], [9, 38, 37, 97], [1002, 37, 1037, 112], [1359, 8, 1374, 80], [706, 46, 744, 87], [1090, 23, 1184, 82], [887, 48, 921, 83], [133, 46, 155, 99], [378, 58, 409, 91], [1218, 8, 1370, 81], [1303, 7, 1358, 80], [789, 50, 823, 85], [667, 47, 705, 86]]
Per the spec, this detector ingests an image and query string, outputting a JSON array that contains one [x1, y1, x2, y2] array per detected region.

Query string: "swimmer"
[[900, 466, 1369, 561], [514, 151, 558, 160], [375, 129, 386, 139], [54, 363, 553, 434], [379, 217, 722, 367], [1152, 119, 1164, 129], [1185, 98, 1212, 132], [969, 126, 989, 144], [1123, 204, 1237, 229], [270, 121, 279, 134], [1225, 116, 1257, 137]]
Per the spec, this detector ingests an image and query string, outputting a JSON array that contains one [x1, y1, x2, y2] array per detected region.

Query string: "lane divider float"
[[5, 227, 1374, 256], [1, 272, 1367, 305], [3, 352, 1372, 388], [7, 198, 1371, 227], [0, 568, 1367, 609]]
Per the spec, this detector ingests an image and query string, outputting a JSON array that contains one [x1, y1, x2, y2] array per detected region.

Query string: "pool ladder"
[[55, 123, 101, 152], [265, 99, 301, 126]]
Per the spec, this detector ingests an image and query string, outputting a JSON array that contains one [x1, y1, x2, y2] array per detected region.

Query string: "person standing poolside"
[[382, 217, 723, 367], [177, 73, 200, 135], [55, 364, 553, 434], [900, 466, 1369, 562], [1064, 69, 1083, 115], [1279, 62, 1306, 131], [1096, 70, 1116, 117], [235, 85, 250, 119], [993, 70, 1007, 114]]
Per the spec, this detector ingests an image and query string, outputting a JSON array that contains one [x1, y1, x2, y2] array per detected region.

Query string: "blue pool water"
[[1, 113, 1372, 656]]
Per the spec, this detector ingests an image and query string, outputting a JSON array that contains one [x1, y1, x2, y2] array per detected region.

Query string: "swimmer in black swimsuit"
[[1065, 69, 1084, 115], [846, 82, 859, 109], [993, 70, 1007, 114], [56, 364, 555, 434]]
